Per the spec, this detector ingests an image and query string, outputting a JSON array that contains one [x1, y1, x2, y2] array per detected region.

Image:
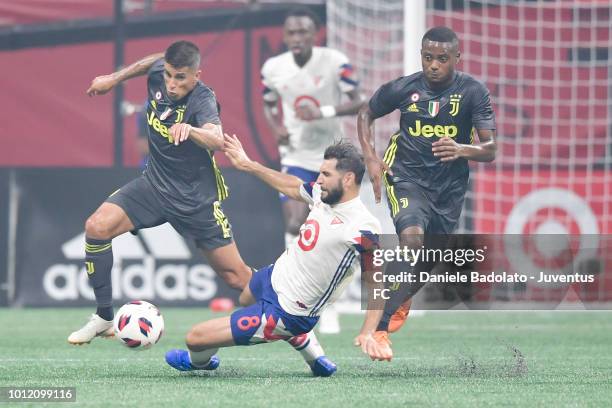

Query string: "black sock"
[[85, 237, 114, 321], [376, 260, 426, 332], [96, 306, 114, 322]]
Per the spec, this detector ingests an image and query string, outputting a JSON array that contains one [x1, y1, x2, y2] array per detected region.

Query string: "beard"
[[321, 182, 343, 205]]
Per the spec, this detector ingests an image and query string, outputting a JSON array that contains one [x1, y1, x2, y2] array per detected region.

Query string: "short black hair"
[[164, 40, 201, 70], [422, 26, 459, 48], [285, 6, 321, 30], [324, 142, 365, 185]]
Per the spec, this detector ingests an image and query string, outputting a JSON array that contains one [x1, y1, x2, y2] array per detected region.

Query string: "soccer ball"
[[113, 300, 164, 349]]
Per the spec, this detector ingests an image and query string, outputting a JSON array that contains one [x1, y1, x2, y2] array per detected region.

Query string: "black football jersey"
[[369, 71, 496, 193], [144, 59, 228, 213]]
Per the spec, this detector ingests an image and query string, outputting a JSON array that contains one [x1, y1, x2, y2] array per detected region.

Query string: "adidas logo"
[[331, 217, 343, 225], [407, 103, 419, 113], [44, 223, 217, 302]]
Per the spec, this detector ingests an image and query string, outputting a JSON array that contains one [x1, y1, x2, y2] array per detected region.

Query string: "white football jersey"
[[271, 183, 381, 317], [261, 47, 359, 172]]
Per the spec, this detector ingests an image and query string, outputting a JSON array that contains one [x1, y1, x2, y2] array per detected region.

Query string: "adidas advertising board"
[[11, 169, 284, 306], [45, 225, 219, 303]]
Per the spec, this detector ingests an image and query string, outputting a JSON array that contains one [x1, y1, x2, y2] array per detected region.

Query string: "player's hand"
[[169, 123, 192, 146], [295, 105, 322, 121], [432, 137, 464, 162], [354, 332, 393, 362], [86, 74, 117, 97], [223, 133, 252, 171], [364, 156, 392, 204]]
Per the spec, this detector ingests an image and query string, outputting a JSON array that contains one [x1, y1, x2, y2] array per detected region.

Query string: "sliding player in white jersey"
[[261, 7, 365, 246], [165, 137, 392, 376]]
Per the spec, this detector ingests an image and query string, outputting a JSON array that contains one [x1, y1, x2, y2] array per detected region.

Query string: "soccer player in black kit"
[[68, 41, 252, 344], [355, 27, 497, 350]]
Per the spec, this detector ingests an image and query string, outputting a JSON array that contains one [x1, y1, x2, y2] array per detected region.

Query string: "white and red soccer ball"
[[113, 300, 164, 349]]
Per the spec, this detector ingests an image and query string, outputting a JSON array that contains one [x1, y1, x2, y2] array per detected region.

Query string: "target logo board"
[[474, 170, 612, 302], [475, 170, 610, 235]]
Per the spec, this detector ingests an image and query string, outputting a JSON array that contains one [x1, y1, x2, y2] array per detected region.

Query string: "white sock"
[[287, 331, 324, 365], [188, 348, 218, 367], [285, 232, 297, 248]]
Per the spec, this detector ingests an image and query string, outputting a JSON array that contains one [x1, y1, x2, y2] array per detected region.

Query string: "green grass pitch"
[[1, 309, 611, 407]]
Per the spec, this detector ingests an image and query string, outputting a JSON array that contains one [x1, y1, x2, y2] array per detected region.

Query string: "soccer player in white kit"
[[165, 136, 392, 376], [262, 7, 365, 335], [261, 7, 365, 247]]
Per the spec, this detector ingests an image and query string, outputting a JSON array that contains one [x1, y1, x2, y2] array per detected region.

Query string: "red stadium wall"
[[0, 26, 323, 167]]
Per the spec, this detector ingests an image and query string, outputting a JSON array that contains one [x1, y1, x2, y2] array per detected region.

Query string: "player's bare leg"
[[166, 316, 234, 371], [68, 203, 135, 345], [201, 242, 252, 290]]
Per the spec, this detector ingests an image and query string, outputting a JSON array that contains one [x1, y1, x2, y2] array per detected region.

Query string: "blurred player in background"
[[165, 137, 391, 376], [68, 40, 252, 345], [261, 7, 365, 247], [261, 7, 365, 333], [357, 27, 497, 341]]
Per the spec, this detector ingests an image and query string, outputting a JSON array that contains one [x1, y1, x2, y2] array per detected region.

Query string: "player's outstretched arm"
[[223, 133, 306, 202], [357, 105, 392, 204], [86, 52, 164, 97], [432, 129, 497, 162]]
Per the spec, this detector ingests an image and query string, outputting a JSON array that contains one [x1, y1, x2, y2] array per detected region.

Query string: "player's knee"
[[221, 266, 250, 291], [185, 325, 208, 348], [399, 231, 424, 249], [85, 213, 114, 240]]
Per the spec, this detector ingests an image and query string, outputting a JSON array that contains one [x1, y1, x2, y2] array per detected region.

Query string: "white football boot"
[[67, 314, 114, 345]]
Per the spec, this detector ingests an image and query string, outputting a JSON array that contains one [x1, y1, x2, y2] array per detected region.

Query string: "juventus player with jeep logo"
[[68, 41, 252, 345], [357, 26, 497, 343]]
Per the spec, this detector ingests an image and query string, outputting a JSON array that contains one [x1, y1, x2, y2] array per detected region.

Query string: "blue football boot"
[[310, 356, 337, 377], [165, 349, 220, 372]]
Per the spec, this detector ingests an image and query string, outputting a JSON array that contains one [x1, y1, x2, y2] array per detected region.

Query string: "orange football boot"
[[388, 298, 412, 333]]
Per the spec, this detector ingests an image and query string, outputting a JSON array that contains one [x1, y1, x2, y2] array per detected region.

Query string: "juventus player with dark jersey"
[[357, 26, 497, 344]]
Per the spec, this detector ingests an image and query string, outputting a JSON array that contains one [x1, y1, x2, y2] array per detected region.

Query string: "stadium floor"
[[1, 309, 611, 407]]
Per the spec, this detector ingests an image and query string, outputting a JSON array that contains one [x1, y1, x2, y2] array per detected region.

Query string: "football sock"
[[188, 348, 218, 367], [96, 306, 113, 322], [287, 331, 324, 364], [85, 237, 114, 321], [376, 260, 426, 332]]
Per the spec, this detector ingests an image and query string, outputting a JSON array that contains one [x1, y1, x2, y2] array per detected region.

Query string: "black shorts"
[[384, 176, 465, 236], [106, 176, 233, 250]]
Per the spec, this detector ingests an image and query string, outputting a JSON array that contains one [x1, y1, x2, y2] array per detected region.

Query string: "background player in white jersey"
[[165, 137, 392, 376], [261, 7, 365, 247]]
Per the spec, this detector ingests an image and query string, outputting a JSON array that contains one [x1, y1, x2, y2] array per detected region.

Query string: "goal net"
[[328, 0, 612, 308]]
